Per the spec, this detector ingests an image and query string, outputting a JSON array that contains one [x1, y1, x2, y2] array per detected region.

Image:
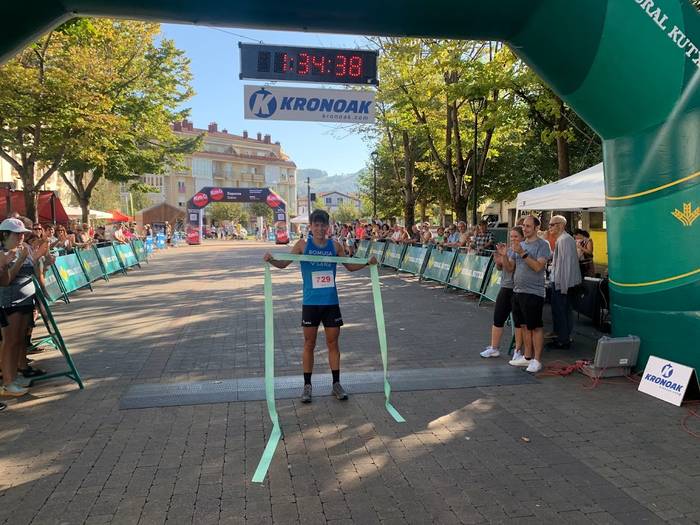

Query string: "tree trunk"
[[454, 195, 469, 223], [419, 198, 428, 223], [20, 163, 39, 222], [80, 198, 90, 224], [401, 130, 417, 230], [404, 199, 415, 230]]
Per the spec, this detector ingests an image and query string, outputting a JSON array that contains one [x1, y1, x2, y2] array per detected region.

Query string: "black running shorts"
[[512, 292, 545, 330], [301, 305, 344, 328], [493, 287, 514, 328]]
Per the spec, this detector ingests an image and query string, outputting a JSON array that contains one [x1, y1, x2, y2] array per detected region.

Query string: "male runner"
[[263, 209, 377, 403]]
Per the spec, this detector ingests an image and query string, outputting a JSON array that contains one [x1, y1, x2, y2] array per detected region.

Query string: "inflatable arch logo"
[[2, 0, 699, 371]]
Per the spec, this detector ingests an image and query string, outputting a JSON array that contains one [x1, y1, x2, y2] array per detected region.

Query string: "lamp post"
[[306, 177, 311, 217], [371, 150, 379, 219], [469, 97, 486, 226]]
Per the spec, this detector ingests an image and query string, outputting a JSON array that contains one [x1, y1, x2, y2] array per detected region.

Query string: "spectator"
[[507, 215, 551, 373], [420, 223, 432, 244], [43, 224, 58, 248], [471, 220, 495, 255], [574, 228, 595, 277], [445, 221, 469, 248], [407, 224, 421, 244], [480, 226, 524, 358], [94, 226, 107, 243], [55, 225, 74, 252], [73, 224, 92, 249], [379, 224, 391, 240], [547, 216, 582, 350], [111, 224, 128, 244], [0, 218, 50, 397], [445, 224, 459, 245], [432, 226, 446, 246]]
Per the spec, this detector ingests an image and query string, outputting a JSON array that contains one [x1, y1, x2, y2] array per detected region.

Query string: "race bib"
[[312, 271, 335, 289]]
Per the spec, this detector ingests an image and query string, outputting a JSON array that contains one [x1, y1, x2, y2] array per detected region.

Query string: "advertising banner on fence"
[[423, 249, 457, 284], [368, 242, 387, 264], [78, 248, 105, 282], [400, 245, 430, 275], [382, 243, 405, 269], [244, 85, 375, 123], [44, 267, 66, 303], [54, 254, 89, 293], [97, 246, 122, 275], [114, 244, 139, 269], [449, 253, 491, 294]]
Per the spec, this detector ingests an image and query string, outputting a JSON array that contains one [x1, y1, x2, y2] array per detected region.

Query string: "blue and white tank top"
[[301, 239, 339, 305]]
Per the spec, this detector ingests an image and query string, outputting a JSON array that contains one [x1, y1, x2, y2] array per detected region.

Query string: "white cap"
[[0, 218, 31, 233]]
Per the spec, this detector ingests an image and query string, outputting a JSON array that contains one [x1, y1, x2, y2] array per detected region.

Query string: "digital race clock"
[[239, 43, 378, 86]]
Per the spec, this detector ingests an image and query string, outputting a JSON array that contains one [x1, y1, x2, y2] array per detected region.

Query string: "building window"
[[325, 197, 332, 204], [178, 181, 186, 193], [337, 198, 343, 204], [178, 201, 185, 207]]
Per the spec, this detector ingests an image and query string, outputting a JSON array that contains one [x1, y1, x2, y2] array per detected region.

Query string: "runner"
[[263, 209, 377, 403]]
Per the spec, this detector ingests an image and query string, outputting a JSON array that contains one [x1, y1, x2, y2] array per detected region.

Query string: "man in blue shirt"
[[264, 210, 377, 403]]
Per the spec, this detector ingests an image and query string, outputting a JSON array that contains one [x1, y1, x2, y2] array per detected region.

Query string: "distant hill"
[[297, 168, 365, 197]]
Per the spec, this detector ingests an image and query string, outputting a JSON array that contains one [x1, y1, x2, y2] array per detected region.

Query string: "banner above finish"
[[244, 85, 375, 123]]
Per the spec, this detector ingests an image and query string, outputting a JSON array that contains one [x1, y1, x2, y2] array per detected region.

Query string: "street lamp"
[[469, 97, 486, 226], [371, 150, 379, 219]]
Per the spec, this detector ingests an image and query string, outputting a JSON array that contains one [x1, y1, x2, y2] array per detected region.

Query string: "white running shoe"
[[526, 359, 543, 373], [0, 382, 29, 397], [508, 351, 528, 367], [480, 347, 500, 358]]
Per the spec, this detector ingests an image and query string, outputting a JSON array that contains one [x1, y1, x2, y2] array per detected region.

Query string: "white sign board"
[[244, 85, 375, 123], [638, 356, 698, 406]]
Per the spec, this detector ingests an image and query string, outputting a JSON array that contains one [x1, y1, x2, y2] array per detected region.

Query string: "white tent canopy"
[[516, 163, 605, 212], [63, 206, 113, 219], [290, 215, 308, 224]]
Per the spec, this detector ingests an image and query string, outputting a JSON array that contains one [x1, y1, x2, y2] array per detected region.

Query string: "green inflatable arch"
[[3, 0, 699, 370]]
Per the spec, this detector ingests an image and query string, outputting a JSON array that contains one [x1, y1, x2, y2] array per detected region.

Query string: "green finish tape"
[[252, 253, 405, 483]]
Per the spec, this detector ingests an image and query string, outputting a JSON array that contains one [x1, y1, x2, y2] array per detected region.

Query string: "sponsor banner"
[[355, 240, 371, 258], [399, 245, 430, 276], [54, 254, 90, 293], [97, 246, 123, 275], [244, 85, 375, 123], [368, 241, 387, 264], [382, 243, 405, 269], [423, 249, 458, 284], [43, 267, 66, 303], [448, 253, 491, 294], [77, 248, 105, 282], [114, 244, 139, 269], [131, 239, 148, 263], [638, 356, 699, 406], [481, 258, 502, 303]]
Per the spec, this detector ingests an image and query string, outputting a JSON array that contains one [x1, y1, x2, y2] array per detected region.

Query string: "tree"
[[83, 178, 121, 213], [129, 182, 159, 213], [57, 19, 201, 223], [209, 203, 246, 223], [249, 202, 273, 224], [332, 201, 361, 223]]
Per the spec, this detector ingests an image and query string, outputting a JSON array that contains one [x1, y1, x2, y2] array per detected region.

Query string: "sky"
[[159, 23, 374, 176]]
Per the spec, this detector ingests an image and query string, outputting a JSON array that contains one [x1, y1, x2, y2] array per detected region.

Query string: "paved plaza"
[[1, 241, 699, 525]]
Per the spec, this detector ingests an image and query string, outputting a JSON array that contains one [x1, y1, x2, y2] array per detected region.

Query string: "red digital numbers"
[[281, 53, 290, 73], [335, 55, 347, 77], [349, 55, 362, 77], [298, 52, 310, 75], [312, 55, 326, 73]]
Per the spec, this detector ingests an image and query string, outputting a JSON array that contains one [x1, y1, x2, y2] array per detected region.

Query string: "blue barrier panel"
[[145, 236, 154, 254], [368, 241, 388, 264], [422, 248, 458, 284], [76, 248, 106, 282], [448, 253, 491, 294], [399, 245, 431, 276], [382, 243, 406, 269], [96, 245, 123, 275], [54, 254, 91, 294], [155, 232, 166, 249], [114, 243, 140, 269]]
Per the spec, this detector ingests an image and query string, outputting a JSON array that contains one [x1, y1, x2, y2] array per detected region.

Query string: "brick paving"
[[1, 241, 699, 524]]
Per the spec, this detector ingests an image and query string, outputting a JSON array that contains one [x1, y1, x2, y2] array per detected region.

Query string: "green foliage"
[[332, 202, 361, 223], [209, 203, 247, 223], [249, 202, 273, 223], [86, 178, 122, 212], [0, 17, 200, 221]]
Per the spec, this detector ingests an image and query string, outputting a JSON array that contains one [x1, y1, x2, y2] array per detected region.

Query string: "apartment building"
[[319, 191, 361, 213], [133, 120, 297, 214]]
